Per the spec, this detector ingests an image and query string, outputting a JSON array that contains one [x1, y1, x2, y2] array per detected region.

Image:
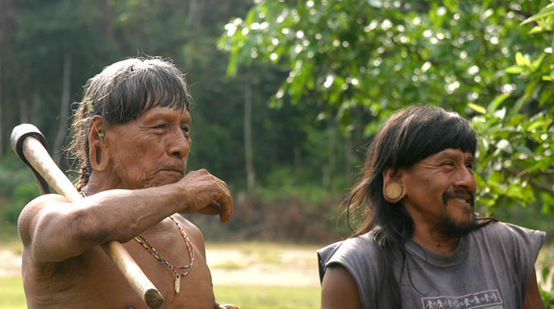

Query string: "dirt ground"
[[4, 246, 551, 290], [206, 247, 320, 287], [0, 249, 20, 277]]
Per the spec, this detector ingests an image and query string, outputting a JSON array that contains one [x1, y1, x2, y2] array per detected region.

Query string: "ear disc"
[[385, 182, 403, 200]]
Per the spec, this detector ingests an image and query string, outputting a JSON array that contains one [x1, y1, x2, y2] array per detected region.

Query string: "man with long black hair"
[[318, 106, 545, 308]]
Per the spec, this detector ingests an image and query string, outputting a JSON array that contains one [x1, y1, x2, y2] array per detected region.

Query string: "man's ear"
[[382, 167, 405, 203], [88, 115, 110, 172]]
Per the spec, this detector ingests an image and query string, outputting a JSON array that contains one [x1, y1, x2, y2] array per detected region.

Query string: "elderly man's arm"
[[18, 169, 233, 263]]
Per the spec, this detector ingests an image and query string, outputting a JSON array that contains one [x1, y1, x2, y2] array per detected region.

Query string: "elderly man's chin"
[[143, 171, 184, 188]]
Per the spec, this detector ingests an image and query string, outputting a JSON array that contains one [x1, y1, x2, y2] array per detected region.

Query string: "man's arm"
[[321, 265, 361, 309], [523, 267, 545, 309], [18, 169, 233, 263]]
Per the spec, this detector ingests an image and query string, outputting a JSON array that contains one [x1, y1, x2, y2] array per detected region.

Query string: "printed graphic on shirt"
[[421, 289, 503, 309]]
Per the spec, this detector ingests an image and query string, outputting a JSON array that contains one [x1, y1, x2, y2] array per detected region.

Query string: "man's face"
[[400, 148, 477, 237], [106, 106, 191, 189]]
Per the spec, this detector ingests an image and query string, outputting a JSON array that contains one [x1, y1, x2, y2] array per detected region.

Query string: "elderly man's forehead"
[[138, 105, 190, 119]]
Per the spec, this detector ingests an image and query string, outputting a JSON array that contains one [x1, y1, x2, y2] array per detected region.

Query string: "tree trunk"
[[0, 52, 3, 151], [189, 0, 200, 30], [323, 116, 336, 190], [19, 97, 29, 123], [103, 0, 113, 39], [344, 133, 353, 187], [244, 79, 255, 195], [30, 90, 42, 125], [53, 53, 71, 164], [0, 0, 18, 153], [294, 146, 302, 172]]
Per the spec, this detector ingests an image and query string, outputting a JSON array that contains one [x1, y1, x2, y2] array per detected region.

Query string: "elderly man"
[[18, 57, 236, 308], [318, 106, 545, 308]]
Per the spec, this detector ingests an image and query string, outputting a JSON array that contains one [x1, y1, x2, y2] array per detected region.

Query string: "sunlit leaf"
[[468, 103, 486, 114], [515, 52, 531, 66], [505, 65, 525, 74]]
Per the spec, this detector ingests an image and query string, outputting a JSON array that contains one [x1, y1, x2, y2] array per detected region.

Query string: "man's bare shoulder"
[[172, 214, 202, 236], [171, 214, 207, 255], [18, 194, 69, 244]]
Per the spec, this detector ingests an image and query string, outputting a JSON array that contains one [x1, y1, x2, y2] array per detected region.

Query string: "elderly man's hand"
[[177, 169, 234, 223]]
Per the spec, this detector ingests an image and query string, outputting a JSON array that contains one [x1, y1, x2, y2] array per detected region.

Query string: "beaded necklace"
[[134, 216, 195, 294], [81, 188, 194, 294]]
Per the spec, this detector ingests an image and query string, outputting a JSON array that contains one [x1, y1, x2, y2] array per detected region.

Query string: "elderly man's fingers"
[[220, 197, 233, 223], [199, 201, 221, 216]]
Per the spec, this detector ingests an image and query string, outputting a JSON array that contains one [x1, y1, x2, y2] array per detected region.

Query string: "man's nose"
[[168, 129, 190, 159], [453, 165, 476, 191]]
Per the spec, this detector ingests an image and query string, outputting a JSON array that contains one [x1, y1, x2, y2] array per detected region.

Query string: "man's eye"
[[153, 124, 167, 130], [181, 126, 190, 133]]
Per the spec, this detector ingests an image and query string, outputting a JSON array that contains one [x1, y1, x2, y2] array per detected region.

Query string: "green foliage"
[[2, 0, 552, 249], [538, 242, 554, 308], [470, 2, 554, 214], [220, 0, 553, 217], [540, 266, 554, 308], [2, 183, 39, 224], [0, 154, 40, 224], [0, 153, 34, 197]]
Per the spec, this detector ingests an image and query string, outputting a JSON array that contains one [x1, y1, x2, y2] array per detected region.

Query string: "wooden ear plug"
[[385, 182, 403, 200]]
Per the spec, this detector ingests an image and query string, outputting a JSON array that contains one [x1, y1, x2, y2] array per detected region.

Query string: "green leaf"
[[515, 52, 531, 66], [468, 103, 486, 114], [527, 120, 547, 131], [505, 65, 525, 74], [487, 94, 510, 113], [506, 183, 526, 201]]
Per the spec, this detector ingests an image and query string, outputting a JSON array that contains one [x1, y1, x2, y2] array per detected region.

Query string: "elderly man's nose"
[[169, 130, 189, 158]]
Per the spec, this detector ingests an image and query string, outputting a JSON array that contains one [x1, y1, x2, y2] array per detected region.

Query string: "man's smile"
[[443, 190, 474, 207]]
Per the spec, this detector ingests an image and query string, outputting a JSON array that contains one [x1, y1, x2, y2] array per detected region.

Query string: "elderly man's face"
[[400, 148, 477, 236], [106, 106, 191, 189]]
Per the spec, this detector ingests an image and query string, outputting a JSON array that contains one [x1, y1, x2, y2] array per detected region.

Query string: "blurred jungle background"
[[0, 0, 553, 308]]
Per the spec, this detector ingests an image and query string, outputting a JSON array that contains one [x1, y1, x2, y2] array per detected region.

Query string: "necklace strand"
[[134, 216, 195, 280]]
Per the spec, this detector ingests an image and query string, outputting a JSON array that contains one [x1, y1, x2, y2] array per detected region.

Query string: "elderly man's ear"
[[382, 168, 406, 203], [88, 116, 110, 172]]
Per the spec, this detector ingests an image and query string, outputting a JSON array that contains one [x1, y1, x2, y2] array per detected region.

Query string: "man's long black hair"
[[344, 105, 493, 307]]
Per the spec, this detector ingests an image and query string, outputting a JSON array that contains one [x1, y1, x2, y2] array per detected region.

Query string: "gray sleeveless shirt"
[[317, 222, 545, 309]]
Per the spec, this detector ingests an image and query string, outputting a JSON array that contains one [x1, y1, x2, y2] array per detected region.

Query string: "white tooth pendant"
[[175, 276, 181, 294]]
